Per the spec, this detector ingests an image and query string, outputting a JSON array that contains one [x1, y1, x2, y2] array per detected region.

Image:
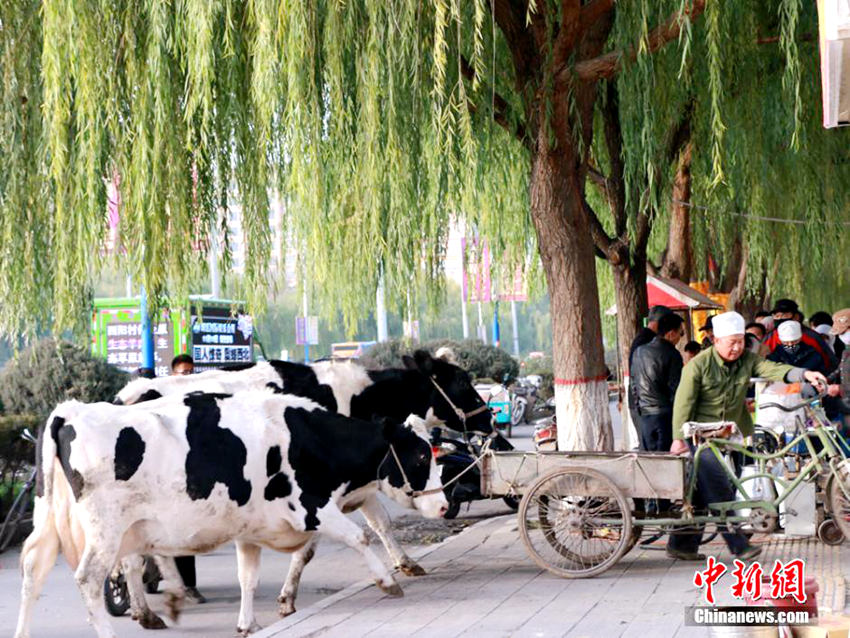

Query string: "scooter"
[[430, 427, 519, 519]]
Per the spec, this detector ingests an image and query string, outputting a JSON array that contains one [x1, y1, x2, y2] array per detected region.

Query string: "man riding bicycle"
[[668, 311, 828, 561]]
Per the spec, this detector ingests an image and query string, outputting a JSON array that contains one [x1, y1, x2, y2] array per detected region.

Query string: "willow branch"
[[566, 0, 706, 83], [460, 55, 529, 147]]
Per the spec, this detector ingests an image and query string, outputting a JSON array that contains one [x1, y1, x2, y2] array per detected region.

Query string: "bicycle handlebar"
[[758, 396, 822, 413]]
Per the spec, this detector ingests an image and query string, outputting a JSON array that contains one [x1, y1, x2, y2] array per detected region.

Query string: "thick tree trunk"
[[529, 147, 613, 452], [661, 141, 693, 282]]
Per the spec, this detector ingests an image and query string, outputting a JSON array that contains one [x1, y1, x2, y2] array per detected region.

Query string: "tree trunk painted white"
[[555, 380, 612, 451]]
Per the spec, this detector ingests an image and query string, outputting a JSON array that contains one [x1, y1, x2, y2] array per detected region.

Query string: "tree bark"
[[529, 143, 613, 452], [661, 141, 693, 282]]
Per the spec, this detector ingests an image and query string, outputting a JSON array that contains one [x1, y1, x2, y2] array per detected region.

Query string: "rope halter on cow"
[[428, 375, 490, 429], [378, 436, 494, 498]]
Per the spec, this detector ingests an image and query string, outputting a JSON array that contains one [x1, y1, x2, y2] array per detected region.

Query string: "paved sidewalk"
[[257, 515, 850, 638]]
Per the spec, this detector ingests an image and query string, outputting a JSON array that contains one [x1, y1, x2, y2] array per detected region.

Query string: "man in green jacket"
[[667, 311, 827, 561]]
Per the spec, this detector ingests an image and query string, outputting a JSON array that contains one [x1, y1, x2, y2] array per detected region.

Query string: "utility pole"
[[376, 267, 388, 342], [139, 286, 155, 377], [511, 300, 520, 356]]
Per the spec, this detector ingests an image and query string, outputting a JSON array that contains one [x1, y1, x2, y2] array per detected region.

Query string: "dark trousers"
[[668, 442, 749, 556], [175, 556, 196, 588], [639, 411, 673, 453]]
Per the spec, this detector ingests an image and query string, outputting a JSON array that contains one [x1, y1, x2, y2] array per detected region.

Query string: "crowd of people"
[[627, 298, 849, 561]]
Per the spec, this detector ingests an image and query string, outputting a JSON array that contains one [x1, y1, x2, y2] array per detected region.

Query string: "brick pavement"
[[256, 515, 850, 638]]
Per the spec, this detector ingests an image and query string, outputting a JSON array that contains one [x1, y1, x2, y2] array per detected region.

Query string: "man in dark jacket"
[[627, 305, 672, 450], [630, 312, 685, 452]]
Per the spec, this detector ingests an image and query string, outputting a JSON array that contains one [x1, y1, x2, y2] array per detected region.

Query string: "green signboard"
[[91, 296, 253, 377]]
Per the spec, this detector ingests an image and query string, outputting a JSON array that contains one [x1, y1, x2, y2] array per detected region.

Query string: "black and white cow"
[[15, 391, 446, 638], [115, 350, 509, 619]]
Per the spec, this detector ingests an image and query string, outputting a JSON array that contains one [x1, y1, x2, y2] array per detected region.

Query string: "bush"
[[0, 338, 129, 419], [361, 338, 519, 382]]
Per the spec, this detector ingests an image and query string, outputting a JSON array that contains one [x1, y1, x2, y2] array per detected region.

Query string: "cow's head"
[[402, 350, 500, 437], [378, 415, 447, 519]]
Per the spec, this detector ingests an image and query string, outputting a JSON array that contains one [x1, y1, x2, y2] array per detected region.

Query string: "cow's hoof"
[[164, 592, 185, 622], [398, 562, 426, 577], [236, 622, 262, 636], [135, 609, 167, 630], [376, 580, 404, 597], [276, 595, 296, 618]]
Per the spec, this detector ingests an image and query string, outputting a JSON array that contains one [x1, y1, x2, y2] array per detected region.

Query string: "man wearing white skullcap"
[[668, 311, 828, 562], [767, 320, 827, 373]]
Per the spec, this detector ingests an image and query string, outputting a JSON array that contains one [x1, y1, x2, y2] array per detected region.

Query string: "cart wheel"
[[104, 572, 131, 617], [818, 519, 844, 546], [518, 467, 632, 578], [826, 460, 850, 541]]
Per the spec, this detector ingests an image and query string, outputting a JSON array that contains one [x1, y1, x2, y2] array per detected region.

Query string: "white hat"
[[712, 311, 746, 339], [778, 320, 802, 342]]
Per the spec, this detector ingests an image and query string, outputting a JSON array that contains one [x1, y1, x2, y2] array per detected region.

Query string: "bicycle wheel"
[[0, 482, 34, 553], [827, 459, 850, 541], [518, 467, 632, 578]]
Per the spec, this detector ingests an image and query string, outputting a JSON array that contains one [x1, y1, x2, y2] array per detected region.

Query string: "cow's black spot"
[[269, 361, 337, 412], [137, 389, 163, 403], [183, 392, 251, 506], [284, 407, 419, 531], [266, 382, 284, 394], [114, 427, 146, 481], [288, 502, 296, 511], [264, 473, 292, 501], [266, 446, 282, 477], [221, 362, 257, 372], [51, 418, 85, 499]]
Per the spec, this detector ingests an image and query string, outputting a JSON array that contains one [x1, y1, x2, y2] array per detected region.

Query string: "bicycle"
[[0, 428, 37, 553]]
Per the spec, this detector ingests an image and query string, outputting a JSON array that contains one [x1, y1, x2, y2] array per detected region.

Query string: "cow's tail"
[[22, 406, 84, 572]]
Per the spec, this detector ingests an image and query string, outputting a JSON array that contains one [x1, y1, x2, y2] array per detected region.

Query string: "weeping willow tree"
[[586, 1, 850, 396], [2, 1, 849, 451]]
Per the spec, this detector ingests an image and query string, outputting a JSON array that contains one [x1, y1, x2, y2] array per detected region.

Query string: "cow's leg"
[[122, 554, 167, 629], [235, 541, 263, 636], [152, 556, 186, 622], [360, 495, 425, 576], [14, 513, 60, 638], [316, 506, 403, 597], [74, 541, 121, 638], [277, 536, 318, 617]]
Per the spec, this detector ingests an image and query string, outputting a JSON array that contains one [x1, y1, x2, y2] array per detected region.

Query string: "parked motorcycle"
[[532, 414, 557, 451], [510, 375, 555, 427], [430, 426, 519, 519]]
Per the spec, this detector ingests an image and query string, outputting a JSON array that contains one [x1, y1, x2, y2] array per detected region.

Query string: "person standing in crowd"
[[668, 312, 828, 561], [627, 306, 672, 449], [762, 299, 837, 373], [754, 310, 775, 335], [698, 316, 714, 349], [767, 320, 828, 374], [827, 309, 850, 431], [810, 310, 844, 360], [170, 354, 207, 605], [630, 313, 685, 453], [746, 322, 766, 342], [683, 341, 702, 364]]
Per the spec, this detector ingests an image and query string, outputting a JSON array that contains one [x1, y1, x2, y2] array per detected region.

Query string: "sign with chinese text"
[[191, 306, 253, 370]]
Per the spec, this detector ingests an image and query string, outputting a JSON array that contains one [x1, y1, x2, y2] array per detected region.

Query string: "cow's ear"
[[413, 350, 434, 374], [401, 355, 417, 371]]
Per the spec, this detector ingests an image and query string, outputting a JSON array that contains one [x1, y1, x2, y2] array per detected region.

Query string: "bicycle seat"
[[681, 421, 738, 440]]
